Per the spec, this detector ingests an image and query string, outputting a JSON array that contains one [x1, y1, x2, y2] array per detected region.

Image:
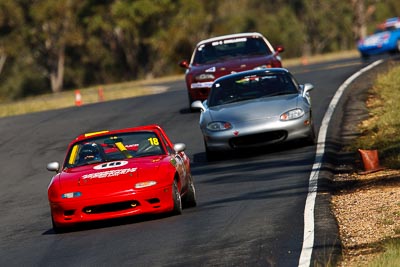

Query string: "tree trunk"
[[352, 0, 368, 41], [0, 54, 6, 76], [50, 45, 65, 93]]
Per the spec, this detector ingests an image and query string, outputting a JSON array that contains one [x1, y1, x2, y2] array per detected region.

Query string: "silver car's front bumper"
[[202, 115, 313, 151]]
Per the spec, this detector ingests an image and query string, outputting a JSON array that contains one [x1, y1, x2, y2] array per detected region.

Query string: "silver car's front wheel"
[[304, 124, 316, 146], [204, 140, 220, 161]]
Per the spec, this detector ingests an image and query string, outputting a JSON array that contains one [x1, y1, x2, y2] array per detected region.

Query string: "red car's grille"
[[190, 87, 210, 101], [83, 201, 140, 214], [229, 131, 287, 148]]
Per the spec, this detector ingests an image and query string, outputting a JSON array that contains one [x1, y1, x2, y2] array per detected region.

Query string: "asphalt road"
[[0, 57, 387, 266]]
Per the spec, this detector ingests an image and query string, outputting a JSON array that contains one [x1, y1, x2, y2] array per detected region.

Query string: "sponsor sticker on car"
[[191, 82, 213, 89]]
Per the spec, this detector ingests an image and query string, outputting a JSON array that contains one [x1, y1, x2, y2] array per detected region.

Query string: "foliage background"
[[0, 0, 399, 100]]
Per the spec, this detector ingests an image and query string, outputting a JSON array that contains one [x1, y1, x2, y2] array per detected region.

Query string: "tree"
[[29, 0, 84, 93], [1, 0, 400, 100], [110, 0, 177, 78], [0, 1, 24, 76]]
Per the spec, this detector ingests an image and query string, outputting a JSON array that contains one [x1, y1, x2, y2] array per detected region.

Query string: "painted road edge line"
[[298, 59, 384, 267]]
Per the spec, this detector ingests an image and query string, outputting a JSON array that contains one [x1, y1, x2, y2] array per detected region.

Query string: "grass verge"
[[342, 64, 400, 266], [0, 75, 182, 118], [367, 239, 400, 267], [347, 64, 400, 168]]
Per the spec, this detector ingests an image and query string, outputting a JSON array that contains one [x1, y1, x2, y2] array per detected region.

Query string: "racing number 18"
[[148, 138, 159, 146]]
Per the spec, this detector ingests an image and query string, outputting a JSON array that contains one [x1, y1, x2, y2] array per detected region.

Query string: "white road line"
[[298, 59, 384, 267]]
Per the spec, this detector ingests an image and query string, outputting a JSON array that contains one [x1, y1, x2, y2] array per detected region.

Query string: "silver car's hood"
[[208, 94, 300, 122]]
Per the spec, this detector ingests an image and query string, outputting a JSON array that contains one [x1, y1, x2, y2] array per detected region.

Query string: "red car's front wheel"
[[171, 181, 182, 215]]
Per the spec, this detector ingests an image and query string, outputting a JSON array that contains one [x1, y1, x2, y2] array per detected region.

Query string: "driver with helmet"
[[78, 143, 104, 164]]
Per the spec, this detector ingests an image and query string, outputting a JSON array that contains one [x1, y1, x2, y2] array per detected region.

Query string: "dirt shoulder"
[[332, 169, 400, 266], [329, 59, 400, 266]]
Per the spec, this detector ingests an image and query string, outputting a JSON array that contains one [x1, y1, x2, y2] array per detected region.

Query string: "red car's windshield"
[[64, 131, 165, 168], [193, 37, 272, 65]]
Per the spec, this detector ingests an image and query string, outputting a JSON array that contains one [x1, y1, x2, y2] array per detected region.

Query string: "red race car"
[[46, 124, 196, 232], [179, 32, 284, 110]]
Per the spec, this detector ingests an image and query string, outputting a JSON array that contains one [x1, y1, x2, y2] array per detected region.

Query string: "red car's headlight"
[[61, 192, 82, 199], [195, 74, 215, 81]]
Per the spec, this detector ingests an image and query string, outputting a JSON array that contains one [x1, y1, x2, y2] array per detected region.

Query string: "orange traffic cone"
[[98, 87, 104, 102], [358, 149, 384, 174], [301, 56, 309, 66], [75, 90, 82, 106]]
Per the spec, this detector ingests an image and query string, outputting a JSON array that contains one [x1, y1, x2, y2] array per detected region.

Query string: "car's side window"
[[160, 134, 174, 154]]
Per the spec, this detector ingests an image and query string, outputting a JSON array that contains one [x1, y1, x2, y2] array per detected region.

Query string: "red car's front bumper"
[[50, 185, 174, 228], [188, 87, 211, 102]]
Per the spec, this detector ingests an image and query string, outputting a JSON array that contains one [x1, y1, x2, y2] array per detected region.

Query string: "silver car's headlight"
[[280, 108, 305, 121], [207, 121, 232, 131]]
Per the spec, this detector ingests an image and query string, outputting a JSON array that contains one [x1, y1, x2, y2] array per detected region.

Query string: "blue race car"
[[357, 17, 400, 58]]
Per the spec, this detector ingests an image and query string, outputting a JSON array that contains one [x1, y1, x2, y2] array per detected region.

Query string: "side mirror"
[[47, 162, 60, 173], [191, 100, 206, 112], [173, 143, 186, 153], [302, 83, 314, 97], [275, 45, 285, 54], [179, 60, 189, 69]]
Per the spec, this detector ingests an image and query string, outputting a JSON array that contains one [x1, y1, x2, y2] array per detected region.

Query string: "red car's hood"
[[57, 156, 168, 191], [190, 55, 280, 77]]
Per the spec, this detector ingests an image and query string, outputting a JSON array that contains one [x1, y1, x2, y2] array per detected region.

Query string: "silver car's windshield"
[[208, 72, 299, 107], [193, 37, 271, 65]]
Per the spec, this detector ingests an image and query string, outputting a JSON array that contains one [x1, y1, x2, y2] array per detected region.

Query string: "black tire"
[[360, 53, 369, 60], [305, 124, 316, 146], [51, 215, 63, 234], [188, 93, 195, 112], [183, 176, 197, 208], [171, 180, 182, 215], [205, 150, 217, 161], [205, 141, 220, 161]]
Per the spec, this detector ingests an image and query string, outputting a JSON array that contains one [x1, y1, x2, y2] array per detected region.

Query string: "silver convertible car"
[[191, 68, 315, 159]]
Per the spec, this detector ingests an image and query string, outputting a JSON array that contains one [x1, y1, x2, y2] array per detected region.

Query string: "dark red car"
[[179, 32, 284, 110]]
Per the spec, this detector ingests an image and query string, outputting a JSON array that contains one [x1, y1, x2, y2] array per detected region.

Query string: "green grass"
[[348, 64, 400, 168], [366, 239, 400, 267]]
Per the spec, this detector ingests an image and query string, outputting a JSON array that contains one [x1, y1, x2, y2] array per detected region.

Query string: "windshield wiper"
[[221, 96, 256, 104], [267, 91, 296, 97]]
